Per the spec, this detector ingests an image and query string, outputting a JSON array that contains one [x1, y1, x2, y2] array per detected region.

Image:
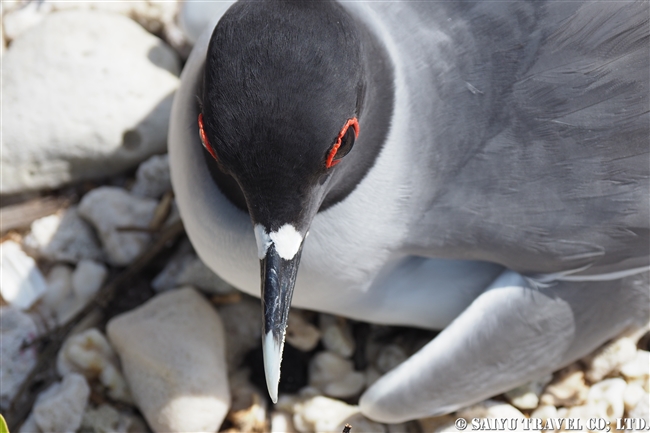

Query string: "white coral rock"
[[0, 240, 48, 310], [107, 287, 230, 433], [32, 373, 90, 433], [79, 187, 158, 266]]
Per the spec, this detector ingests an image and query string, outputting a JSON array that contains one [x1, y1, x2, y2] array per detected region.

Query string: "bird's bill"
[[260, 241, 304, 403]]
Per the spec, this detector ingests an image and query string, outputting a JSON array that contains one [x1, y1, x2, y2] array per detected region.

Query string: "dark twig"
[[6, 220, 185, 432], [343, 424, 352, 433]]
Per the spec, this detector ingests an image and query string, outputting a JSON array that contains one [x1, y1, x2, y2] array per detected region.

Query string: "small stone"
[[151, 239, 194, 292], [540, 363, 589, 407], [131, 154, 171, 199], [79, 187, 158, 266], [175, 256, 236, 295], [37, 206, 104, 263], [505, 375, 552, 410], [107, 287, 230, 433], [81, 404, 132, 433], [217, 296, 261, 372], [620, 350, 650, 382], [530, 405, 558, 423], [320, 314, 355, 358], [2, 1, 51, 42], [309, 351, 354, 388], [42, 265, 73, 309], [623, 382, 646, 413], [271, 411, 297, 433], [322, 371, 366, 399], [586, 378, 626, 422], [364, 366, 382, 388], [0, 307, 38, 408], [57, 328, 132, 403], [23, 214, 61, 252], [18, 413, 40, 433], [286, 310, 321, 352], [33, 373, 90, 433], [626, 391, 649, 423], [584, 336, 637, 383], [229, 392, 268, 433], [0, 240, 48, 309], [293, 396, 384, 433], [376, 344, 408, 374], [72, 260, 107, 300]]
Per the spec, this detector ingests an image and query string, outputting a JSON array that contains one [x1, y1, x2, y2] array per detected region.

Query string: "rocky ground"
[[1, 1, 649, 433]]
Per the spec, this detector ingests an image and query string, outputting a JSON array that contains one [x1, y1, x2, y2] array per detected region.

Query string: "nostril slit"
[[122, 129, 142, 150]]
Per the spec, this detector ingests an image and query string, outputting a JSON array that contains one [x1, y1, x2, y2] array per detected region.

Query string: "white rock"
[[72, 260, 107, 299], [624, 382, 647, 413], [505, 375, 552, 410], [24, 214, 61, 252], [309, 351, 365, 399], [79, 187, 158, 266], [586, 378, 626, 422], [293, 396, 384, 433], [620, 350, 650, 381], [309, 351, 354, 388], [176, 256, 237, 295], [584, 336, 637, 382], [107, 287, 230, 433], [43, 265, 73, 309], [530, 405, 558, 423], [626, 391, 649, 424], [2, 1, 51, 42], [364, 366, 382, 388], [24, 207, 103, 264], [287, 310, 321, 352], [218, 296, 261, 372], [323, 371, 366, 399], [131, 154, 171, 199], [540, 364, 589, 407], [151, 239, 194, 291], [0, 240, 47, 309], [376, 344, 408, 373], [1, 10, 180, 193], [81, 404, 132, 433], [0, 307, 39, 408], [271, 411, 297, 433], [51, 1, 179, 34], [320, 314, 355, 358], [33, 373, 90, 433], [18, 413, 40, 433], [57, 328, 132, 403]]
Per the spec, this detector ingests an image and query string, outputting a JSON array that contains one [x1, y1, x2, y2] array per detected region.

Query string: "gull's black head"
[[201, 0, 364, 233], [199, 0, 366, 403]]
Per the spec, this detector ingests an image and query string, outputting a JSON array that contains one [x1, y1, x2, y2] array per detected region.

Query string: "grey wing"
[[428, 1, 649, 276]]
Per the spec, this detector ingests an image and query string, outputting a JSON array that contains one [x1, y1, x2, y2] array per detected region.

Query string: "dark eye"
[[326, 118, 359, 168]]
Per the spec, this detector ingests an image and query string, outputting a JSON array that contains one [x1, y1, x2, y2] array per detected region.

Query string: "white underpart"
[[254, 223, 304, 261], [254, 224, 272, 259], [263, 331, 283, 404]]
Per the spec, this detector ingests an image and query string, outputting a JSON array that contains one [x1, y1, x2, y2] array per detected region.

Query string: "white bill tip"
[[263, 332, 283, 403]]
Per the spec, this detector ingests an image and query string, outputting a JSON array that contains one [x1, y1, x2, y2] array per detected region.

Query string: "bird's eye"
[[198, 113, 218, 161], [326, 117, 359, 169]]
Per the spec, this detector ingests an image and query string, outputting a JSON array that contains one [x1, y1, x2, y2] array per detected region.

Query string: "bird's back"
[[363, 1, 650, 277]]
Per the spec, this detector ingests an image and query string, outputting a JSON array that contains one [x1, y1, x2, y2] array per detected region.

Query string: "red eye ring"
[[326, 117, 359, 169], [198, 113, 218, 161]]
